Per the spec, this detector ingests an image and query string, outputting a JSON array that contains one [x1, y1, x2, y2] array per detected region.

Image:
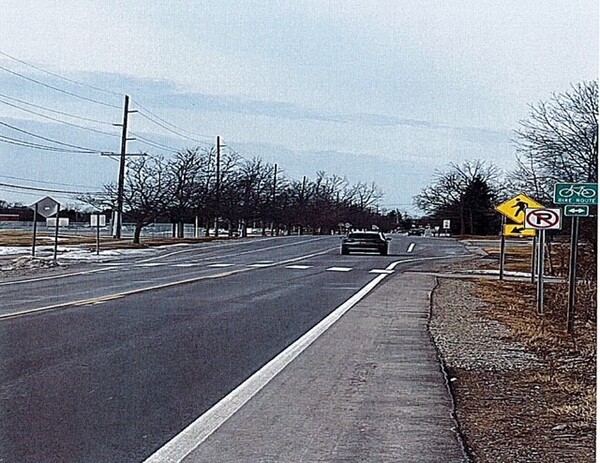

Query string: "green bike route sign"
[[553, 183, 598, 205]]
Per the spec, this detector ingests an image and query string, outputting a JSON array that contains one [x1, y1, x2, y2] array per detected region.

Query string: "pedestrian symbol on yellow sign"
[[495, 194, 544, 224]]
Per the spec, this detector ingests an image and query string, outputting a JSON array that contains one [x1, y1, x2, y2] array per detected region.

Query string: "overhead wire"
[[0, 174, 99, 190], [129, 131, 181, 153], [0, 92, 115, 126], [0, 134, 99, 153], [0, 96, 119, 138], [0, 49, 123, 97], [0, 64, 121, 109], [0, 181, 102, 195], [135, 111, 213, 147], [0, 121, 106, 152], [131, 98, 213, 141]]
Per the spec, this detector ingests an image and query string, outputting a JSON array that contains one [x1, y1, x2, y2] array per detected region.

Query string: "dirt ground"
[[431, 244, 596, 462]]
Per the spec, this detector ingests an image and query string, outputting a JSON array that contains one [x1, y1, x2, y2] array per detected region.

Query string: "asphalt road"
[[0, 234, 471, 462]]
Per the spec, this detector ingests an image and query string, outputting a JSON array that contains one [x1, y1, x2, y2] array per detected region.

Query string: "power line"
[[0, 181, 101, 195], [129, 131, 180, 153], [0, 64, 121, 109], [0, 120, 105, 152], [0, 49, 123, 97], [0, 173, 99, 190], [131, 98, 213, 141], [0, 97, 119, 138], [0, 134, 99, 153], [135, 111, 213, 147], [0, 92, 115, 126]]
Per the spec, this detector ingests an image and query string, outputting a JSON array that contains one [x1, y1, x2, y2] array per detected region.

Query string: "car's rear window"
[[348, 233, 381, 240]]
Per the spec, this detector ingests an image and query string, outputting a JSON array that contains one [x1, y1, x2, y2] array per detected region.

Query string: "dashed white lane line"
[[326, 267, 353, 272], [248, 262, 275, 268], [207, 263, 234, 268], [407, 243, 416, 253], [136, 263, 167, 267], [369, 269, 395, 274], [172, 264, 196, 268], [285, 265, 313, 270]]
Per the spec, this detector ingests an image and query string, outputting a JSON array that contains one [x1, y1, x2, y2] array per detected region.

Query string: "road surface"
[[0, 234, 471, 462]]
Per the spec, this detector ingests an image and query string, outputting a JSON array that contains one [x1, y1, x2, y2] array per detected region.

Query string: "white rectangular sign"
[[46, 217, 70, 227], [524, 208, 562, 230], [90, 214, 107, 227]]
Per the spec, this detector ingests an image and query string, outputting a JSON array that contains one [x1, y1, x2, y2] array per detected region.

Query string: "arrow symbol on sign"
[[568, 207, 586, 213]]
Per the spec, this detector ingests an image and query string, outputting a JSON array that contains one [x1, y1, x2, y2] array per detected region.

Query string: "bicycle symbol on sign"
[[558, 184, 596, 199]]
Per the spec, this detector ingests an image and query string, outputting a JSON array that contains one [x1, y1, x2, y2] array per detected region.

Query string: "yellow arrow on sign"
[[503, 224, 536, 237], [495, 193, 544, 224]]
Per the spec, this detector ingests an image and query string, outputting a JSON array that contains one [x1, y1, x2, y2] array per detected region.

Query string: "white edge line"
[[143, 272, 390, 463]]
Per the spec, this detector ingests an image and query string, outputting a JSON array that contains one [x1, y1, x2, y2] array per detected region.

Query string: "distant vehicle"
[[341, 231, 391, 256], [407, 228, 424, 236]]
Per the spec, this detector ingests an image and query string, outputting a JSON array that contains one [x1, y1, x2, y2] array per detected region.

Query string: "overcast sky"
[[0, 0, 597, 213]]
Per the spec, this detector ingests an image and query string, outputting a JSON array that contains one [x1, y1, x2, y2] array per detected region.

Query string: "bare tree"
[[511, 81, 598, 201], [115, 156, 170, 243], [414, 160, 502, 234], [167, 148, 204, 237]]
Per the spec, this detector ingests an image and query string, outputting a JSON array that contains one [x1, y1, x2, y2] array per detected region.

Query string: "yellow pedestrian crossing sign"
[[503, 224, 536, 237], [495, 194, 544, 224]]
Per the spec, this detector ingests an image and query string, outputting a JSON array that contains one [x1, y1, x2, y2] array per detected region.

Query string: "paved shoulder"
[[182, 272, 467, 462]]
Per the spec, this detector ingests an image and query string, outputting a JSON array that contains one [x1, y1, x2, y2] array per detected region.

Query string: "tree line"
[[414, 80, 598, 236], [82, 147, 396, 243]]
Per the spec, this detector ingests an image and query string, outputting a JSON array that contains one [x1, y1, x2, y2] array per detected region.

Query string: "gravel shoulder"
[[430, 268, 596, 462]]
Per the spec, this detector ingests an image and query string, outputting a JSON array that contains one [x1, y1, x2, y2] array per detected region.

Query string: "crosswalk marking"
[[285, 265, 313, 270], [369, 269, 395, 274]]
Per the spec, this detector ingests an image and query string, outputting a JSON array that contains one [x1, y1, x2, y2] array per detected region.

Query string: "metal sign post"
[[29, 196, 61, 258], [96, 213, 101, 256], [566, 216, 580, 334], [31, 203, 38, 257], [530, 233, 537, 284], [536, 229, 546, 315], [554, 183, 596, 334], [499, 216, 506, 280], [53, 208, 60, 262], [524, 207, 563, 317]]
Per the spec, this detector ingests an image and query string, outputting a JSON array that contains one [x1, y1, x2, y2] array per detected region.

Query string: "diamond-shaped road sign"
[[564, 205, 590, 217], [495, 193, 544, 224], [29, 196, 60, 219]]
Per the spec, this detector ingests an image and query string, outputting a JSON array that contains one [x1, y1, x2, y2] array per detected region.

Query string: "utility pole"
[[214, 135, 221, 237], [114, 95, 136, 239]]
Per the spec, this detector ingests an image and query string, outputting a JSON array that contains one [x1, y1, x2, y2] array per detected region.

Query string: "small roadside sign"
[[554, 183, 598, 205], [503, 224, 536, 237], [564, 205, 590, 217], [524, 208, 562, 230], [443, 219, 451, 229], [29, 196, 60, 218], [495, 194, 544, 224], [91, 214, 107, 227]]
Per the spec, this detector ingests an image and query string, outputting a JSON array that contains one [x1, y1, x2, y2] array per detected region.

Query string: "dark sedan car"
[[341, 231, 391, 255]]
